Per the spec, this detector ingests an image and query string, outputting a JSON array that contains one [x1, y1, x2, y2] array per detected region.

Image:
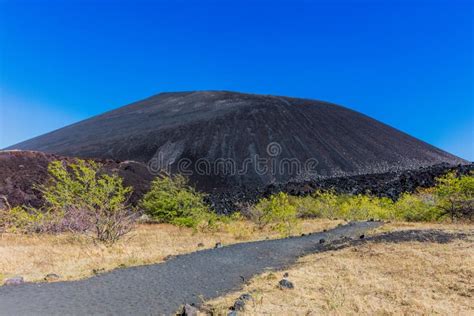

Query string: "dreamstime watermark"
[[147, 142, 319, 177]]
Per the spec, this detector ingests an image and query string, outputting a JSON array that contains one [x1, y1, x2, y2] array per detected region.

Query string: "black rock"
[[283, 272, 289, 278], [278, 279, 294, 289], [238, 293, 252, 301], [359, 234, 365, 239], [319, 238, 326, 244], [215, 242, 223, 249], [181, 304, 198, 316], [5, 91, 467, 214], [233, 299, 246, 311], [44, 273, 60, 281]]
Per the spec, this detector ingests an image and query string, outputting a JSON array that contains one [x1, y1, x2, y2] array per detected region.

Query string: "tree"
[[38, 160, 135, 244], [434, 172, 474, 221]]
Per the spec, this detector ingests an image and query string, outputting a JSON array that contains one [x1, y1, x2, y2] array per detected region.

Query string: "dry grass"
[[0, 219, 341, 283], [368, 220, 474, 234], [205, 224, 474, 315]]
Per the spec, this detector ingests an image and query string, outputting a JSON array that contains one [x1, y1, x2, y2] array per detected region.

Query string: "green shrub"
[[140, 174, 217, 230], [393, 189, 440, 222], [338, 194, 395, 220], [0, 205, 46, 233], [37, 160, 135, 244], [295, 190, 340, 219], [434, 172, 474, 221], [253, 192, 299, 236]]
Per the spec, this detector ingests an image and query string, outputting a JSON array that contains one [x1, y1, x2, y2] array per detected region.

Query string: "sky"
[[0, 0, 473, 160]]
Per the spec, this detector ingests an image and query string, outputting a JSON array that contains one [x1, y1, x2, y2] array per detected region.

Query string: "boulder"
[[44, 273, 60, 282], [233, 299, 246, 311], [278, 279, 294, 289], [4, 276, 24, 286], [181, 304, 199, 316]]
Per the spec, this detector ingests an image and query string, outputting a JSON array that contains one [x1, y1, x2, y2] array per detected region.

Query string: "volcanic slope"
[[7, 91, 466, 190]]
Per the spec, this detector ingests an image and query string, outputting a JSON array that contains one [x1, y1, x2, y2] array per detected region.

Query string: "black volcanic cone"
[[7, 91, 466, 190]]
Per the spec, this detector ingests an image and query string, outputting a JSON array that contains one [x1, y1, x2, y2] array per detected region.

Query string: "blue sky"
[[0, 0, 472, 160]]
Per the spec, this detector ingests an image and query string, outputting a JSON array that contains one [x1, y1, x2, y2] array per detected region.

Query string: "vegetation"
[[434, 171, 474, 221], [140, 174, 218, 230], [1, 160, 135, 244], [1, 162, 472, 245], [205, 230, 474, 315], [251, 171, 473, 224], [252, 192, 299, 236]]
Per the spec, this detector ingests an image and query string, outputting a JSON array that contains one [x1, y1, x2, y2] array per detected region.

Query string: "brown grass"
[[0, 219, 341, 283], [205, 224, 474, 315]]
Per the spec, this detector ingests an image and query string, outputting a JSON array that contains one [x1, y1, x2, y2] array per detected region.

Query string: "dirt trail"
[[0, 221, 382, 315]]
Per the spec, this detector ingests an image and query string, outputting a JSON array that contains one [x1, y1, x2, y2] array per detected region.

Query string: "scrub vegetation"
[[0, 160, 472, 284]]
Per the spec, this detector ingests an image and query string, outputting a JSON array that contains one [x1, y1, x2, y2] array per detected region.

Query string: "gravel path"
[[0, 221, 381, 315]]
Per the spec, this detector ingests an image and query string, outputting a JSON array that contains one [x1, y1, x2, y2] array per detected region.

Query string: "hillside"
[[7, 91, 466, 191]]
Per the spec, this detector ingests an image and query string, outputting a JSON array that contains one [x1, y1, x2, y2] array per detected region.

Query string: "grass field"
[[2, 220, 473, 316], [0, 219, 342, 282], [205, 223, 474, 315]]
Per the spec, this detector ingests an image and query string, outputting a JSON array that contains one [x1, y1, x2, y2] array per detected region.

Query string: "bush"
[[0, 205, 46, 233], [393, 189, 440, 222], [434, 172, 474, 221], [253, 192, 299, 236], [337, 194, 394, 221], [257, 171, 474, 224], [140, 174, 218, 230], [295, 190, 340, 219], [36, 160, 136, 244]]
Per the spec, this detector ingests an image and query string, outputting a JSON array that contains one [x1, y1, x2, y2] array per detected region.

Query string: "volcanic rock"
[[6, 91, 466, 191], [2, 91, 471, 212], [278, 279, 294, 289]]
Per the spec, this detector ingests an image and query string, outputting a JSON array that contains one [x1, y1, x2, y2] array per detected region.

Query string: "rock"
[[359, 234, 365, 239], [197, 242, 204, 247], [283, 272, 289, 278], [233, 299, 246, 311], [319, 238, 326, 244], [137, 214, 151, 223], [181, 303, 199, 316], [278, 279, 294, 289], [92, 268, 105, 275], [44, 273, 60, 282], [163, 255, 175, 261], [301, 233, 306, 236], [4, 276, 24, 286], [238, 293, 252, 301], [215, 242, 223, 249]]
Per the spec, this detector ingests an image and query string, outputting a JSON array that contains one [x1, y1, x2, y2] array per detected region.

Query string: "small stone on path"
[[4, 276, 24, 286]]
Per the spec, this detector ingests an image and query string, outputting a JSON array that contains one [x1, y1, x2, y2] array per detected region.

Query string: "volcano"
[[7, 91, 466, 191]]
